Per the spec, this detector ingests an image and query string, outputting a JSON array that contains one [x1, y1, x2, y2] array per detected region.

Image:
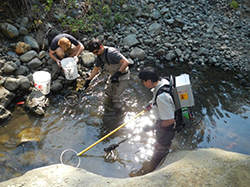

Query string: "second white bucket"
[[33, 71, 51, 95], [61, 57, 78, 80]]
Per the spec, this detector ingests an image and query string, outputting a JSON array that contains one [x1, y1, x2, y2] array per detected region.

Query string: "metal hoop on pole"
[[60, 149, 81, 168]]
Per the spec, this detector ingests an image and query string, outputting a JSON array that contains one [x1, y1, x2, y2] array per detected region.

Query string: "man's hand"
[[110, 71, 122, 83], [56, 59, 61, 67], [145, 102, 152, 111], [74, 56, 79, 63]]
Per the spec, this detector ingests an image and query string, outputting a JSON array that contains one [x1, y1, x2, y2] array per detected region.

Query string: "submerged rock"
[[17, 127, 42, 146], [17, 150, 49, 167], [0, 134, 10, 144]]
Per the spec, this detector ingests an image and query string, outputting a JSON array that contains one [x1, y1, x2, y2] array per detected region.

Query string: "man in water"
[[83, 38, 130, 112], [132, 67, 176, 176], [49, 33, 84, 66]]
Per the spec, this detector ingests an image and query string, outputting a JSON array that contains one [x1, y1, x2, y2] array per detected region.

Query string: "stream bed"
[[0, 64, 249, 182]]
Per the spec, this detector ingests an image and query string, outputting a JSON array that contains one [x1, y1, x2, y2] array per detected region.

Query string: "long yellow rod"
[[77, 109, 147, 156]]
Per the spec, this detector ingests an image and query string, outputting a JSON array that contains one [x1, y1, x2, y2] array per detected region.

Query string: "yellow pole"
[[77, 109, 147, 156]]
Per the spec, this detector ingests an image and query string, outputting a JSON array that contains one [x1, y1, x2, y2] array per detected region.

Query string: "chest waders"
[[98, 48, 130, 109]]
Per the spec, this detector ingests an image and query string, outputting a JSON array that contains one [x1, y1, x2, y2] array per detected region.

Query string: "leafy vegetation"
[[2, 0, 138, 33], [230, 0, 239, 9], [59, 0, 138, 33]]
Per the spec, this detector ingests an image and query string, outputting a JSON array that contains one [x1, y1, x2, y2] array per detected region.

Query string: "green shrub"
[[230, 0, 239, 8]]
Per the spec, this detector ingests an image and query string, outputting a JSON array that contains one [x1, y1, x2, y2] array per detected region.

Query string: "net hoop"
[[60, 149, 81, 168]]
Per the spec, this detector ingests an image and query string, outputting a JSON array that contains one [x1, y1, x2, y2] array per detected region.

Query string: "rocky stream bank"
[[1, 0, 250, 120]]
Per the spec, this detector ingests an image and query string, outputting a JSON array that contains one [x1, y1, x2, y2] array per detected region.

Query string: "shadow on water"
[[0, 64, 249, 181]]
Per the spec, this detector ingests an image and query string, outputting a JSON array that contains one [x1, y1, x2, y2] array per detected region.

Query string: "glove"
[[104, 144, 119, 152], [83, 79, 91, 89], [110, 71, 122, 83], [144, 102, 152, 111]]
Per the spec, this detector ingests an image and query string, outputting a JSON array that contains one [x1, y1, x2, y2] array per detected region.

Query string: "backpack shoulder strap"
[[154, 85, 171, 106], [154, 76, 174, 106], [97, 47, 109, 65]]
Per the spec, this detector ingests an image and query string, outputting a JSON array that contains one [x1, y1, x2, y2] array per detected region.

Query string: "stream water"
[[0, 64, 249, 182]]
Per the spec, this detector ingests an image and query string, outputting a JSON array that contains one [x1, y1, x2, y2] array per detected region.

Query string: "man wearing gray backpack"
[[133, 67, 176, 176]]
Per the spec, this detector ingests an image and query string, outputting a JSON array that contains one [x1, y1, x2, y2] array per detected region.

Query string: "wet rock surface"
[[25, 89, 49, 116], [0, 148, 249, 187], [0, 105, 11, 121]]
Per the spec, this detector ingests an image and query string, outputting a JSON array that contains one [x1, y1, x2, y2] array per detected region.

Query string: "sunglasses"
[[93, 49, 99, 54], [140, 79, 145, 83]]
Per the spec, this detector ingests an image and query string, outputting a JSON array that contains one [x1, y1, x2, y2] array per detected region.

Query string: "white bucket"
[[33, 71, 51, 95], [61, 57, 78, 80]]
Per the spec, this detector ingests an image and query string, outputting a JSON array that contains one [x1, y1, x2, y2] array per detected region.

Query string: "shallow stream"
[[0, 64, 249, 181]]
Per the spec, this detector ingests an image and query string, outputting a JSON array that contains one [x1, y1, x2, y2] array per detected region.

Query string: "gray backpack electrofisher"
[[154, 74, 195, 132]]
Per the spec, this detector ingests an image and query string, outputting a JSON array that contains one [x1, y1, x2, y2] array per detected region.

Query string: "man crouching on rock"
[[49, 33, 84, 66]]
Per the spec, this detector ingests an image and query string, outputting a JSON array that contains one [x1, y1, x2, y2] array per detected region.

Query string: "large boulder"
[[25, 89, 49, 115], [130, 47, 146, 60], [0, 148, 249, 187], [0, 86, 16, 107], [3, 77, 20, 91], [15, 42, 31, 55], [0, 105, 11, 121], [19, 50, 38, 63], [123, 34, 139, 47], [81, 51, 95, 68], [23, 35, 40, 51], [0, 22, 19, 39], [3, 61, 18, 74]]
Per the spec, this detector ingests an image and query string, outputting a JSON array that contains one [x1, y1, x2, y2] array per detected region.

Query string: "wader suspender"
[[97, 48, 109, 65], [97, 48, 128, 76]]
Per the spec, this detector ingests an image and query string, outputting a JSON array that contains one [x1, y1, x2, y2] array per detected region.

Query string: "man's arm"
[[83, 66, 101, 89], [118, 58, 129, 72], [49, 49, 61, 66], [68, 42, 84, 57], [76, 42, 84, 56], [87, 66, 101, 80]]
